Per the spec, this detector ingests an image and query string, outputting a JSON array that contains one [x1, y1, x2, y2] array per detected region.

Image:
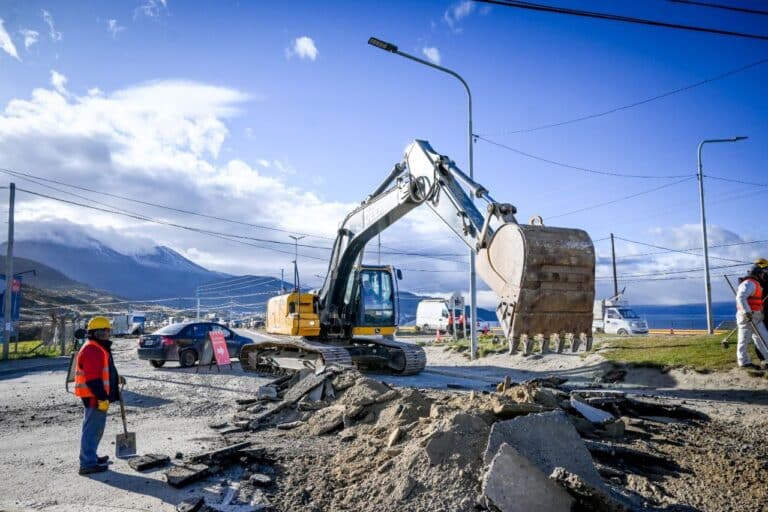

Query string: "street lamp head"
[[368, 37, 398, 53], [733, 136, 748, 141]]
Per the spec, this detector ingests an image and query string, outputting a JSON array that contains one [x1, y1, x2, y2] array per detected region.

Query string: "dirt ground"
[[0, 333, 766, 511]]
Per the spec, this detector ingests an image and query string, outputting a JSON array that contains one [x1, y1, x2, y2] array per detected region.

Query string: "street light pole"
[[289, 235, 306, 334], [368, 36, 479, 360], [697, 136, 747, 334]]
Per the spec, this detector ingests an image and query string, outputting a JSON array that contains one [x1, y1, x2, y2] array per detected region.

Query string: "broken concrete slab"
[[571, 396, 615, 424], [550, 467, 628, 512], [307, 383, 324, 402], [338, 377, 391, 407], [165, 463, 211, 488], [190, 441, 251, 465], [235, 397, 259, 406], [482, 443, 574, 512], [492, 402, 548, 419], [257, 386, 278, 401], [484, 410, 605, 490], [128, 453, 170, 472], [283, 372, 329, 403], [307, 405, 345, 435]]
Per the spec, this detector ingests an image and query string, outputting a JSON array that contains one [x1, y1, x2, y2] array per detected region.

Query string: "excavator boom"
[[241, 139, 595, 376]]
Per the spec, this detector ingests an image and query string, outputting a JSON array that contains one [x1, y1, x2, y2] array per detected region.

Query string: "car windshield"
[[618, 308, 639, 319], [153, 323, 188, 335]]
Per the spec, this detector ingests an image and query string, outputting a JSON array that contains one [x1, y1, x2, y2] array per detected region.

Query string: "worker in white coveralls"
[[735, 259, 768, 369]]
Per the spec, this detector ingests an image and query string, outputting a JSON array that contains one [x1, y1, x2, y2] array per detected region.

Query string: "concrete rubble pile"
[[131, 366, 705, 511]]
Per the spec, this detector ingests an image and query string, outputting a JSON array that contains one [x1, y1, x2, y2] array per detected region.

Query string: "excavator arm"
[[318, 140, 595, 347]]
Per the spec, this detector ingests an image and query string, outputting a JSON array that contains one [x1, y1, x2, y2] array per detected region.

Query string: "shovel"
[[115, 385, 137, 458]]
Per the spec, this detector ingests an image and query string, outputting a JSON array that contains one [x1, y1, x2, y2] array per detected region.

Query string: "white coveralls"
[[735, 278, 768, 366]]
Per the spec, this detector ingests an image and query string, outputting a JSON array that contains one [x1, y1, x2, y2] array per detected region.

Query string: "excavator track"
[[240, 335, 426, 375]]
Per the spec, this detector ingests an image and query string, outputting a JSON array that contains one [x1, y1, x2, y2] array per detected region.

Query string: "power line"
[[4, 168, 468, 261], [475, 135, 693, 179], [199, 278, 279, 295], [596, 261, 746, 279], [197, 275, 273, 291], [546, 176, 695, 220], [705, 175, 768, 187], [612, 235, 751, 263], [474, 0, 768, 41], [668, 0, 768, 16], [0, 167, 336, 241], [480, 56, 768, 135]]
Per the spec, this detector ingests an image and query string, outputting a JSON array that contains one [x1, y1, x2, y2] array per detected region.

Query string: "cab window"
[[606, 310, 620, 319]]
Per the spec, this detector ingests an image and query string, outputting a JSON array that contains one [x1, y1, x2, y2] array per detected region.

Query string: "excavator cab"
[[348, 265, 398, 337]]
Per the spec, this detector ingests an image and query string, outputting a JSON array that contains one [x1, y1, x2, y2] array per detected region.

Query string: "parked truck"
[[110, 312, 146, 336], [593, 297, 647, 335]]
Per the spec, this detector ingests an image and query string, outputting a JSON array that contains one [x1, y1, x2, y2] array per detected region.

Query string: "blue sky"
[[0, 0, 766, 306]]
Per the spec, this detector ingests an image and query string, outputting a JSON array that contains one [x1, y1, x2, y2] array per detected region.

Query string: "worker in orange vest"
[[74, 316, 124, 474], [735, 260, 768, 369]]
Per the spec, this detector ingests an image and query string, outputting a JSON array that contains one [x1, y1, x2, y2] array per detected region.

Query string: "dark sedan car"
[[137, 321, 254, 368]]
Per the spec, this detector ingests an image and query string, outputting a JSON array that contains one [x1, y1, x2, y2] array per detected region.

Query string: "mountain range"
[[4, 237, 497, 322]]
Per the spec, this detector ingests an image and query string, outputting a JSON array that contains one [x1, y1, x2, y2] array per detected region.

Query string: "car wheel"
[[422, 324, 430, 333], [179, 349, 197, 368], [149, 360, 165, 368], [617, 329, 629, 336]]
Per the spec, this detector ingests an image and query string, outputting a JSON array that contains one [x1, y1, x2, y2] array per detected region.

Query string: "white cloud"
[[50, 70, 68, 95], [135, 0, 168, 19], [0, 19, 21, 61], [421, 47, 441, 65], [286, 36, 318, 61], [41, 10, 62, 41], [0, 76, 357, 278], [19, 29, 39, 50], [108, 19, 125, 38], [443, 1, 475, 32]]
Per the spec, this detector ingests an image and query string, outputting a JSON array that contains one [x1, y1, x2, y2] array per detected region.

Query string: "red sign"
[[209, 331, 231, 366]]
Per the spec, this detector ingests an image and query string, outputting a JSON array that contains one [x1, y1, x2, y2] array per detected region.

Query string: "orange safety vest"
[[74, 340, 110, 398], [745, 278, 764, 312]]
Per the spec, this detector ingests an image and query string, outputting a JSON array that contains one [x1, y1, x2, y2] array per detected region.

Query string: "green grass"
[[599, 334, 757, 372], [442, 334, 508, 358], [4, 340, 62, 360]]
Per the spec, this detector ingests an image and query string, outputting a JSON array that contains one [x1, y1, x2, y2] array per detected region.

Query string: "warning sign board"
[[210, 331, 231, 366]]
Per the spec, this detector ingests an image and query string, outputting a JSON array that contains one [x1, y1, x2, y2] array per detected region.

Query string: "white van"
[[416, 299, 451, 332]]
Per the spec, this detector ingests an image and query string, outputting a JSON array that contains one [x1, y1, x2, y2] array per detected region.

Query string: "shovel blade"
[[116, 432, 137, 458]]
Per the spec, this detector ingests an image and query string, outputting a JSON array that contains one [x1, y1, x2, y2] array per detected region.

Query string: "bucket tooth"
[[540, 335, 550, 354], [553, 333, 564, 353], [585, 335, 593, 352], [566, 333, 575, 352], [508, 335, 520, 355], [522, 334, 534, 356]]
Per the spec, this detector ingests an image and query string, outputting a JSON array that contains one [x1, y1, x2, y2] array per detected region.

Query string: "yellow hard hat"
[[755, 258, 768, 269], [87, 316, 112, 331]]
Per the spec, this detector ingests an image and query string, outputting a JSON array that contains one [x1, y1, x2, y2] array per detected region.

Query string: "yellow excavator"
[[240, 140, 595, 375]]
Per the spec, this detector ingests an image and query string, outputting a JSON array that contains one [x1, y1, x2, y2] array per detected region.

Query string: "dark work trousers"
[[79, 405, 107, 468]]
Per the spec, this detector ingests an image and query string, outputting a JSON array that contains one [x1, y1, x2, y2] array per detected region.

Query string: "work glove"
[[744, 312, 753, 322], [97, 400, 110, 413], [119, 375, 127, 386]]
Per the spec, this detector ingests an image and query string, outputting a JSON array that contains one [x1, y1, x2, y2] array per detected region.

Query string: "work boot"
[[78, 463, 109, 475], [97, 455, 110, 464], [739, 363, 761, 370]]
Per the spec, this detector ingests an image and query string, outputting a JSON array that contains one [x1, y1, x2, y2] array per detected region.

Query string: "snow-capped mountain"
[[1, 238, 232, 299]]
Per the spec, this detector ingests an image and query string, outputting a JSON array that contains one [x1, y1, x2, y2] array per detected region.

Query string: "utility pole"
[[289, 235, 306, 333], [697, 136, 747, 334], [610, 233, 618, 298], [281, 268, 285, 293], [2, 183, 14, 361], [196, 286, 200, 321]]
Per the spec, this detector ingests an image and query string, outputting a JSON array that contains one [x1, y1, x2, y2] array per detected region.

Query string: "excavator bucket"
[[476, 223, 595, 353]]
